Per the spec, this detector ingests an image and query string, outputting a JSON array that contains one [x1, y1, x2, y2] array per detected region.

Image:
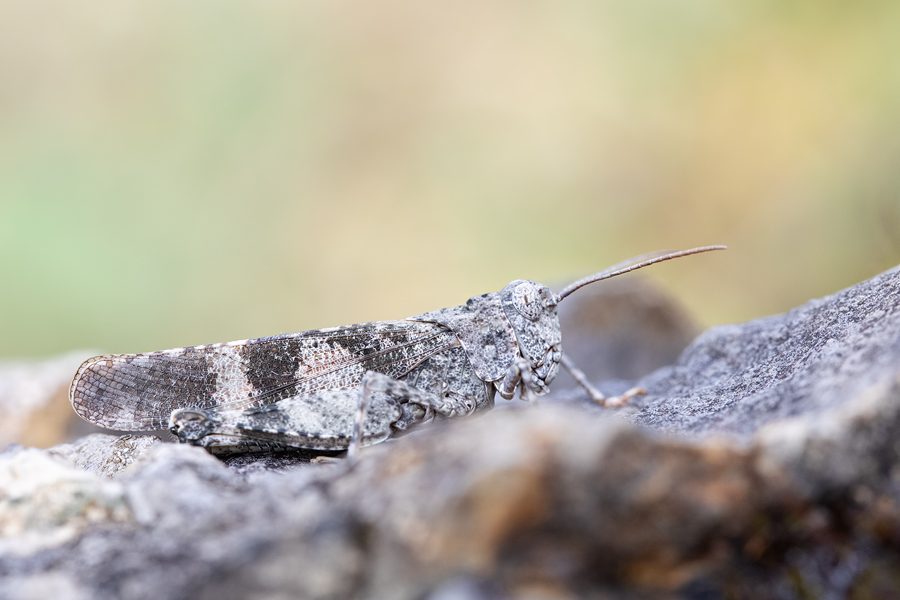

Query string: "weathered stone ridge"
[[631, 264, 900, 440]]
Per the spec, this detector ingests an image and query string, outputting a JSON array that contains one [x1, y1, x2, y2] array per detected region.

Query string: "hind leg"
[[349, 371, 478, 459]]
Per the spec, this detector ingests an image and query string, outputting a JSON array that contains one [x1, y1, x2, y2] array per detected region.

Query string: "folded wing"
[[70, 320, 457, 431]]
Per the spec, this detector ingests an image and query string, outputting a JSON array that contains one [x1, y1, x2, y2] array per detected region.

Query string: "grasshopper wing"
[[70, 320, 458, 431]]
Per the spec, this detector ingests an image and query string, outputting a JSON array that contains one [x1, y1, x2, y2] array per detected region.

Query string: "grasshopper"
[[69, 246, 724, 456]]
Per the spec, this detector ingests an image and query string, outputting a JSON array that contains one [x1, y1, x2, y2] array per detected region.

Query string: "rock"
[[0, 446, 131, 557], [628, 263, 900, 441], [47, 434, 163, 478], [323, 410, 769, 596], [1, 265, 900, 598], [0, 351, 97, 449]]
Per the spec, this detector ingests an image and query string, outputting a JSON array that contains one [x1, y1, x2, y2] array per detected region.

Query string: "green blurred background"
[[1, 0, 899, 358]]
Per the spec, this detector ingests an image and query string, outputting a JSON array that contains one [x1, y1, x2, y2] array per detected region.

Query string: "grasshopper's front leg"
[[559, 354, 646, 407], [349, 371, 478, 459], [497, 358, 547, 405]]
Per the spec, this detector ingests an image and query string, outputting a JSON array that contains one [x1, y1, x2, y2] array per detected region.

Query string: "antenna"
[[554, 245, 726, 302]]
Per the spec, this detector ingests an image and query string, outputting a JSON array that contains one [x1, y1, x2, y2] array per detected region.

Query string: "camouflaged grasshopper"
[[70, 246, 724, 456]]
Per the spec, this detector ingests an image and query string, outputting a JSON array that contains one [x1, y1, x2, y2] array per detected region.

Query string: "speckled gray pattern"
[[499, 280, 561, 384], [8, 262, 900, 599], [71, 279, 569, 453], [411, 292, 519, 382], [628, 264, 900, 440], [70, 321, 458, 431], [171, 389, 404, 452], [68, 252, 721, 454]]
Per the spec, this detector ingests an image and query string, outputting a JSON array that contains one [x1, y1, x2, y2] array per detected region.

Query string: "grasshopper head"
[[413, 247, 722, 396], [494, 246, 726, 398], [500, 280, 562, 392]]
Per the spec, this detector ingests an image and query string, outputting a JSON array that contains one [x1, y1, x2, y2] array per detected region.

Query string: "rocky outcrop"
[[2, 267, 900, 599]]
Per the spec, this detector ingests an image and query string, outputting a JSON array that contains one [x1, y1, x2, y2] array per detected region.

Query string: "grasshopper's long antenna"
[[555, 245, 727, 302]]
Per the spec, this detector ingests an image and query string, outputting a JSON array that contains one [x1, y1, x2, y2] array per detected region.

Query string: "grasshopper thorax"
[[410, 281, 560, 388]]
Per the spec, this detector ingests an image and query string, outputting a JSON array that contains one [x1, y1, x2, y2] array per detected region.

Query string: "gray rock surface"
[[2, 266, 900, 599], [631, 264, 900, 440], [47, 434, 164, 478]]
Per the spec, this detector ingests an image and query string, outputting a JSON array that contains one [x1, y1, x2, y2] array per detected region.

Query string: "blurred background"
[[2, 0, 899, 359]]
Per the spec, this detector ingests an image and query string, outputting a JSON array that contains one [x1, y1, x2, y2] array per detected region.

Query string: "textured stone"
[[48, 434, 163, 478], [1, 265, 900, 599], [0, 446, 131, 557], [629, 264, 900, 441]]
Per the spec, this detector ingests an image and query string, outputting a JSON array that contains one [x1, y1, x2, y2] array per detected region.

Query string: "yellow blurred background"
[[1, 0, 898, 358]]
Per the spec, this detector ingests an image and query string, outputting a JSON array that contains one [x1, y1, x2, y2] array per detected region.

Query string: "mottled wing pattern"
[[70, 320, 459, 431]]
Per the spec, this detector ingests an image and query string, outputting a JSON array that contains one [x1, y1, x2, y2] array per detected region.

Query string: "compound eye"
[[512, 282, 543, 321]]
